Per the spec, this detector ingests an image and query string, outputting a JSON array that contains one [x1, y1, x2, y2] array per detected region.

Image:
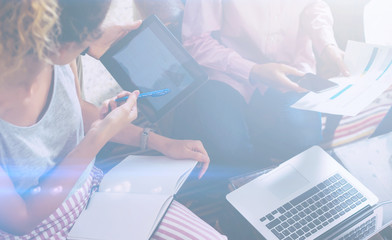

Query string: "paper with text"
[[292, 41, 392, 116], [99, 155, 197, 195]]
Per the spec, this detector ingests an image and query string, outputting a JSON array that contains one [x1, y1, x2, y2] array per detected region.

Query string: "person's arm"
[[302, 1, 337, 56], [69, 62, 209, 179], [182, 0, 256, 85], [0, 92, 138, 235], [70, 18, 210, 177], [79, 96, 210, 178], [302, 0, 349, 78], [183, 0, 305, 92]]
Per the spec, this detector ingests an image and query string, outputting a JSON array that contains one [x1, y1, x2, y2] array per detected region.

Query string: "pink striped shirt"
[[182, 0, 337, 102]]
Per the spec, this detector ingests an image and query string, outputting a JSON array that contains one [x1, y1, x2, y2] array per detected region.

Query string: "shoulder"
[[53, 64, 80, 99], [55, 64, 74, 78]]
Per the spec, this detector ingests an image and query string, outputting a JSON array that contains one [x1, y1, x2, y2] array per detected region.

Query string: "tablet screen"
[[100, 15, 207, 122], [112, 27, 194, 111]]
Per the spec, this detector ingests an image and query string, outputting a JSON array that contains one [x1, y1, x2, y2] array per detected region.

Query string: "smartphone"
[[288, 73, 338, 93]]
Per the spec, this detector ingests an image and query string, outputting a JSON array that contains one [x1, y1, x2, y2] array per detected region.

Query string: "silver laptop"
[[226, 146, 380, 240], [323, 206, 383, 240]]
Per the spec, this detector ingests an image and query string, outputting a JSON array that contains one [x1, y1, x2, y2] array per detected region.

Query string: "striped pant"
[[152, 200, 227, 240]]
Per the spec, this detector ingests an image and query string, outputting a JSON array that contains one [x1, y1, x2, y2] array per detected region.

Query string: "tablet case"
[[100, 15, 207, 123]]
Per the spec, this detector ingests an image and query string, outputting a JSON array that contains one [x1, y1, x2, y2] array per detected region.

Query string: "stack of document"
[[292, 41, 392, 116]]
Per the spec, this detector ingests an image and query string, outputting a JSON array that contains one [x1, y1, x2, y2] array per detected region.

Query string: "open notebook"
[[68, 155, 197, 240]]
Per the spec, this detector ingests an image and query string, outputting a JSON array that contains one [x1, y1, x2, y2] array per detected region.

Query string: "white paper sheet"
[[292, 41, 392, 116], [68, 155, 197, 240], [99, 155, 197, 195], [68, 193, 172, 240]]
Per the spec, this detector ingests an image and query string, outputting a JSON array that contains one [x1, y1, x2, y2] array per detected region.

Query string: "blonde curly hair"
[[0, 0, 59, 76]]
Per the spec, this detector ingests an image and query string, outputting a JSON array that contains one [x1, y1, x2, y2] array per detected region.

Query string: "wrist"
[[87, 120, 115, 146], [140, 127, 153, 151], [250, 64, 268, 85], [74, 129, 109, 160], [147, 131, 171, 154], [86, 127, 109, 147]]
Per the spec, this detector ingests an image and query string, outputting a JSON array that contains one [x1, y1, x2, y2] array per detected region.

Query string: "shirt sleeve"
[[301, 0, 338, 55], [182, 0, 256, 83]]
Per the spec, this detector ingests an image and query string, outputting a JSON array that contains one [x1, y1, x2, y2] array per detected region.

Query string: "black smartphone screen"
[[289, 73, 338, 93]]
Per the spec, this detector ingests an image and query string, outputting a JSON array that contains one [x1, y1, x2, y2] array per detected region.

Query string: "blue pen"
[[115, 88, 171, 102]]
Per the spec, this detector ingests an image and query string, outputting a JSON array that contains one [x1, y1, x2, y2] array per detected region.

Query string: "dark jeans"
[[173, 80, 322, 180]]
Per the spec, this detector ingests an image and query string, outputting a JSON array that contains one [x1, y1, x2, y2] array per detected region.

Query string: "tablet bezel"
[[100, 15, 207, 123]]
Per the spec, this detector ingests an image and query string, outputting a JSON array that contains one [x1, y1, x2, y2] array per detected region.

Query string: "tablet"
[[100, 15, 208, 122]]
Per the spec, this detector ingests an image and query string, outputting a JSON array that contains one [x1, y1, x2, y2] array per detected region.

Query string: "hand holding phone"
[[288, 73, 338, 93]]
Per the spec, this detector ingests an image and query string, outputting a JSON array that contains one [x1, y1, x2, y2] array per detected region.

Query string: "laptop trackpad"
[[266, 165, 310, 199]]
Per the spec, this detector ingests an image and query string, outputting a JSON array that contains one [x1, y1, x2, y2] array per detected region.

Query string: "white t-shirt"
[[0, 65, 93, 197]]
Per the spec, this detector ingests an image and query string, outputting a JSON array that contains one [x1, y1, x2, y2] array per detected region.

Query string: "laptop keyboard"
[[339, 216, 376, 240], [259, 173, 368, 240]]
